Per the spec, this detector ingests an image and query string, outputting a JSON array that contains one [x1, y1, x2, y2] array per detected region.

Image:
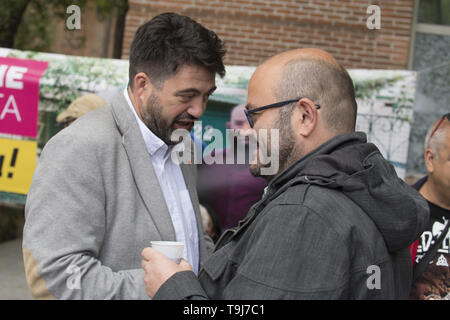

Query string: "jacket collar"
[[267, 132, 367, 197], [109, 91, 176, 240]]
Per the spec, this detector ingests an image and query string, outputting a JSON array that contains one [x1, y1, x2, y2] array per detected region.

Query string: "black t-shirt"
[[410, 177, 450, 300]]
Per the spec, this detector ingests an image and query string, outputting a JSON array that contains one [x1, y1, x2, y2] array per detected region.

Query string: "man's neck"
[[127, 87, 144, 123], [420, 179, 450, 210]]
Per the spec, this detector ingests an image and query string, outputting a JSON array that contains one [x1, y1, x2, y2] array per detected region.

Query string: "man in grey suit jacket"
[[23, 12, 226, 299]]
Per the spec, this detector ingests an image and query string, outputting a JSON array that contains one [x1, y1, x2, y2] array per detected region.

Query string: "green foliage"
[[0, 0, 30, 47], [418, 0, 450, 26], [96, 0, 129, 15], [353, 76, 414, 123], [9, 0, 128, 52], [6, 49, 128, 113], [14, 1, 55, 52]]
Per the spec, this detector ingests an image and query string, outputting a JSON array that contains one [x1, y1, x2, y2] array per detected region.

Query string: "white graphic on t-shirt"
[[418, 219, 450, 256], [432, 220, 446, 238], [436, 254, 448, 267]]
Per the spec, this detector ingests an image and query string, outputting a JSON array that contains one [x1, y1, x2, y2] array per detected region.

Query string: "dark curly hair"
[[129, 12, 226, 89]]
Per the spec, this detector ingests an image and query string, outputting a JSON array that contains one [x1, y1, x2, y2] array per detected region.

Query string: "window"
[[406, 0, 450, 176], [418, 0, 450, 26]]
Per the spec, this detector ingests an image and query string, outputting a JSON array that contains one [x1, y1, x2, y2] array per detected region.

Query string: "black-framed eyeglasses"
[[428, 112, 450, 143], [244, 97, 321, 128]]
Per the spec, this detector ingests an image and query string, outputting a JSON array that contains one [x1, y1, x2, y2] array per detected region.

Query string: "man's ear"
[[226, 121, 230, 129], [132, 72, 152, 99], [294, 98, 318, 137], [424, 149, 435, 174]]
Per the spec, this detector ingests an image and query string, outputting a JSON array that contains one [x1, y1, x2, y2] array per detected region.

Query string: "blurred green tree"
[[0, 0, 128, 58], [0, 0, 31, 48]]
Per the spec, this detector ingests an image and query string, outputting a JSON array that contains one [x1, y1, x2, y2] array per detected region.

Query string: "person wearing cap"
[[56, 94, 106, 127]]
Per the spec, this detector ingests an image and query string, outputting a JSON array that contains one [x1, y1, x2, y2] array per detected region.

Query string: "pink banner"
[[0, 57, 48, 138]]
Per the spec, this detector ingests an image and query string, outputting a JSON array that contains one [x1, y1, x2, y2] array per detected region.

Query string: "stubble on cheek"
[[141, 95, 178, 145]]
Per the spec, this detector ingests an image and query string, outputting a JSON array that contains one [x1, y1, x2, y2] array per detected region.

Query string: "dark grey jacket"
[[154, 132, 430, 299]]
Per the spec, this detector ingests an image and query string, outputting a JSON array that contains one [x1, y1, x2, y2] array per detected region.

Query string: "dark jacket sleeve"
[[221, 203, 351, 299], [153, 271, 208, 300], [155, 203, 351, 299]]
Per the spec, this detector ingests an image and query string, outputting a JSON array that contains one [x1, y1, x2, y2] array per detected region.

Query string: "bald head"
[[253, 48, 357, 134], [261, 48, 341, 69], [425, 115, 450, 159], [421, 114, 450, 209]]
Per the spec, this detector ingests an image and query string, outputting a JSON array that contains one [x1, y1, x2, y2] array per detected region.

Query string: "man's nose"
[[187, 98, 206, 119]]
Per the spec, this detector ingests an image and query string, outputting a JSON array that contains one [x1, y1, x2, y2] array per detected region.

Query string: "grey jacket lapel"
[[109, 92, 176, 241]]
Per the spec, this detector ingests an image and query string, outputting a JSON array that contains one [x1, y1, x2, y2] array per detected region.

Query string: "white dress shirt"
[[124, 89, 199, 274]]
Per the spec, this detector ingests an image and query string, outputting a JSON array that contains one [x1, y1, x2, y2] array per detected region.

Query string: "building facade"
[[122, 0, 449, 178], [122, 0, 414, 69]]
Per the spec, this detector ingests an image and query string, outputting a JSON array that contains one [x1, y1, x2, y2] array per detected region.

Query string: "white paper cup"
[[150, 241, 184, 264]]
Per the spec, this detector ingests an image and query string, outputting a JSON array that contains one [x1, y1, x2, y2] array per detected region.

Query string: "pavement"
[[0, 238, 34, 300]]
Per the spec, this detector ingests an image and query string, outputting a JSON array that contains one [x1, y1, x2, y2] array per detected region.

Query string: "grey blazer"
[[23, 92, 213, 299]]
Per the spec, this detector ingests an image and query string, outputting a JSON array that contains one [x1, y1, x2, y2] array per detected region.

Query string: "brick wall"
[[122, 0, 414, 69]]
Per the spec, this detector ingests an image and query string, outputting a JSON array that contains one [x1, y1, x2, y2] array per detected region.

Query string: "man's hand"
[[141, 247, 193, 298]]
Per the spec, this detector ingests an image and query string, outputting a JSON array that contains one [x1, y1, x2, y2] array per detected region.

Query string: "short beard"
[[140, 93, 176, 146], [249, 107, 298, 180]]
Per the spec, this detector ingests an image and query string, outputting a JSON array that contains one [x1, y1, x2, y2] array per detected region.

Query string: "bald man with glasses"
[[141, 48, 429, 300]]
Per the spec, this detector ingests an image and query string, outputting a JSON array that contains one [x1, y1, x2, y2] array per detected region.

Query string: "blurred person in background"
[[409, 113, 450, 300], [197, 104, 268, 231]]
